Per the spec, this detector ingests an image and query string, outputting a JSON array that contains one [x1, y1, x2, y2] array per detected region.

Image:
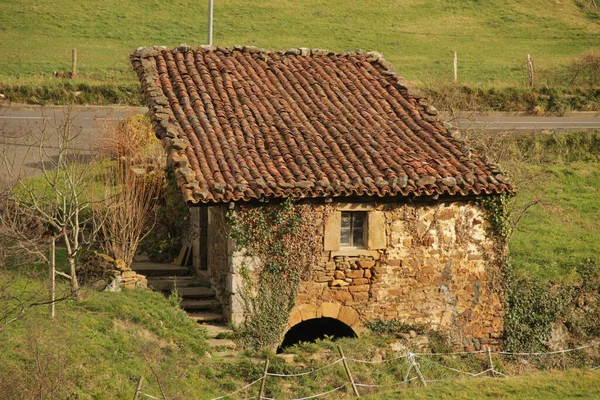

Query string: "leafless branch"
[[143, 354, 169, 400], [1, 107, 102, 297]]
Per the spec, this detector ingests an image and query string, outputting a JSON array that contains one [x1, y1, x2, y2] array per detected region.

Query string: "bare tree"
[[1, 109, 102, 298]]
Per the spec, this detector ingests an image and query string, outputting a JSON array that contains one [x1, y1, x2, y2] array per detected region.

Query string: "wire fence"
[[134, 342, 600, 400]]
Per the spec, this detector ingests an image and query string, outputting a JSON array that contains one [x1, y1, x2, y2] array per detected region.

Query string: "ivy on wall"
[[478, 193, 511, 240], [226, 199, 327, 350]]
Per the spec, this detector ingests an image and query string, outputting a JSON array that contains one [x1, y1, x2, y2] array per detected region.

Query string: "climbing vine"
[[226, 199, 327, 350], [478, 193, 511, 240], [503, 272, 575, 352]]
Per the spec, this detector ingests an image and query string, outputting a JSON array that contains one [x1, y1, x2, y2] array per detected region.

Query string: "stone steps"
[[131, 261, 227, 329], [180, 299, 221, 311], [175, 286, 216, 299], [130, 262, 191, 277], [146, 275, 211, 292], [188, 311, 226, 323]]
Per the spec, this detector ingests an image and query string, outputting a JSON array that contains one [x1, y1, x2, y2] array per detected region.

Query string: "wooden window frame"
[[340, 211, 367, 249]]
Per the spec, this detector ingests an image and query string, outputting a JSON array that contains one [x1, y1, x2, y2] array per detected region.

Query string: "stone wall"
[[290, 200, 504, 351], [212, 199, 505, 351]]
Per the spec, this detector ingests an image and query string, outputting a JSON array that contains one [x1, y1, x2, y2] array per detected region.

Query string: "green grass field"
[[511, 162, 600, 281], [0, 0, 599, 90], [465, 130, 600, 282], [375, 369, 600, 399]]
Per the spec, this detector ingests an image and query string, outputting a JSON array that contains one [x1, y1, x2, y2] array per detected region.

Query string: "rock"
[[348, 284, 369, 292], [415, 176, 436, 187], [396, 332, 411, 340], [441, 177, 457, 187], [104, 276, 122, 292], [426, 105, 438, 115], [409, 330, 417, 338], [413, 336, 429, 349], [122, 270, 137, 279], [548, 322, 570, 351], [346, 270, 364, 279], [330, 279, 350, 287], [91, 279, 107, 291], [357, 260, 375, 269], [334, 271, 345, 279]]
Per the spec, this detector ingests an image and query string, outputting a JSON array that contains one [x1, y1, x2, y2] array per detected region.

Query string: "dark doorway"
[[198, 207, 208, 270], [278, 317, 357, 352]]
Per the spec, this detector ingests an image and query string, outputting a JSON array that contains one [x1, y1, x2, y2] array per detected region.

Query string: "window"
[[340, 212, 366, 248]]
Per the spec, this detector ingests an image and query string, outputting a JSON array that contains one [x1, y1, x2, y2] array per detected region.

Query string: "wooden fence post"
[[406, 352, 427, 386], [527, 54, 534, 88], [71, 48, 78, 78], [453, 52, 458, 83], [338, 346, 360, 397], [257, 358, 269, 400], [49, 236, 55, 320], [487, 347, 497, 378], [133, 376, 144, 400]]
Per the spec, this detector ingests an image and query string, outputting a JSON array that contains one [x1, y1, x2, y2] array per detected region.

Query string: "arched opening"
[[278, 317, 357, 352]]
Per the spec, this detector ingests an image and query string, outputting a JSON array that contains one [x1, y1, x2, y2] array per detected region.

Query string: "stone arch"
[[285, 302, 365, 336]]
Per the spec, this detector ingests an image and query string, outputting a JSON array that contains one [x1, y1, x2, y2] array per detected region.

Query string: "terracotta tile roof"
[[131, 46, 511, 204]]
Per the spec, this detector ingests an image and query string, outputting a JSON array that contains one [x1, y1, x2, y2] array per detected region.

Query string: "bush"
[[100, 114, 156, 160]]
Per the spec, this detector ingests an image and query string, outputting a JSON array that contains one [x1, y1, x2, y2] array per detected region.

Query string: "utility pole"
[[207, 0, 214, 46]]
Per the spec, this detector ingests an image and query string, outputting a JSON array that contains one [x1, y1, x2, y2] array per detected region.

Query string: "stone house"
[[132, 46, 512, 350]]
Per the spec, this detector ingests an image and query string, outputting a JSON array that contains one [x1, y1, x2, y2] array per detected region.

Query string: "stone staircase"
[[131, 261, 236, 353]]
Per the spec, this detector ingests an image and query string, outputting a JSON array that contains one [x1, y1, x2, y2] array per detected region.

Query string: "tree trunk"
[[67, 256, 80, 299]]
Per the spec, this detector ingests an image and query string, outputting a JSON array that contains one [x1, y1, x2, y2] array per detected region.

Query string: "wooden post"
[[453, 52, 458, 83], [49, 237, 56, 320], [338, 345, 360, 397], [133, 376, 144, 400], [527, 54, 534, 88], [487, 347, 496, 378], [71, 48, 78, 78], [207, 0, 214, 46], [257, 358, 269, 400], [406, 353, 427, 387], [403, 361, 413, 383]]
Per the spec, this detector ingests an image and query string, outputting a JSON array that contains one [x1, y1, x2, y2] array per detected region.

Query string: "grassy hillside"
[[465, 130, 600, 282], [0, 0, 598, 90], [511, 162, 600, 281], [0, 273, 227, 399], [1, 271, 599, 399]]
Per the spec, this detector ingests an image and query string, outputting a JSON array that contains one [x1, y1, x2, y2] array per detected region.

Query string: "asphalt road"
[[445, 113, 600, 131], [1, 105, 599, 177], [0, 105, 145, 177]]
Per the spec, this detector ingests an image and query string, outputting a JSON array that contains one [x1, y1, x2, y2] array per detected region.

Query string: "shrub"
[[100, 114, 156, 160]]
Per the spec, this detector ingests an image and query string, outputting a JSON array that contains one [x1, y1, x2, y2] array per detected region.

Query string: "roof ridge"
[[131, 45, 424, 101]]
